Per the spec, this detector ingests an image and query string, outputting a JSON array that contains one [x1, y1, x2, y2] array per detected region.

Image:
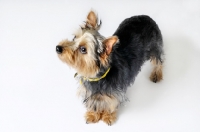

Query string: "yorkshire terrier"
[[56, 10, 164, 125]]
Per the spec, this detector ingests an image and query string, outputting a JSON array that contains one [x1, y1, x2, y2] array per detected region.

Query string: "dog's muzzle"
[[56, 45, 63, 54]]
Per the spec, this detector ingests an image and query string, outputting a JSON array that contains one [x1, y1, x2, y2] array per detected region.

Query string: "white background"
[[1, 0, 200, 132]]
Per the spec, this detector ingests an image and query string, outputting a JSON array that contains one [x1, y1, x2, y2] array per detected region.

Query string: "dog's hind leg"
[[149, 38, 164, 83], [150, 57, 163, 83]]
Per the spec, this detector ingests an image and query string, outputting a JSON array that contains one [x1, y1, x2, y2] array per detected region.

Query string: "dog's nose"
[[56, 45, 63, 54]]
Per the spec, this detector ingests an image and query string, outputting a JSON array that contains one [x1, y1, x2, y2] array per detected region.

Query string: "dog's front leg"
[[85, 111, 101, 124], [101, 110, 117, 126]]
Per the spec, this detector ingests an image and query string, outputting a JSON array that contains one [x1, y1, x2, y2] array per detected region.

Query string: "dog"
[[56, 10, 164, 125]]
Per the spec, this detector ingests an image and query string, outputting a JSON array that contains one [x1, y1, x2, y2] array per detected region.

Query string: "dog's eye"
[[73, 36, 76, 41], [79, 46, 87, 54]]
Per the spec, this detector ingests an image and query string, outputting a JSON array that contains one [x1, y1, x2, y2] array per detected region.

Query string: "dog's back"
[[111, 15, 164, 84], [113, 15, 163, 60]]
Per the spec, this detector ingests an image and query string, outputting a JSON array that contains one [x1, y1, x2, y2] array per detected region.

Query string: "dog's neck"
[[74, 67, 111, 82]]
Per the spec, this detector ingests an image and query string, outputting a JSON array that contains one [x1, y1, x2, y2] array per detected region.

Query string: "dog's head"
[[56, 11, 118, 78]]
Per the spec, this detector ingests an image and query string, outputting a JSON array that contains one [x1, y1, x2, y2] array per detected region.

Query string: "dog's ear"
[[99, 36, 118, 66], [103, 36, 119, 55], [86, 10, 101, 30]]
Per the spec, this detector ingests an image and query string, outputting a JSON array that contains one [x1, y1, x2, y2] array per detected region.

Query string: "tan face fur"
[[57, 11, 119, 78]]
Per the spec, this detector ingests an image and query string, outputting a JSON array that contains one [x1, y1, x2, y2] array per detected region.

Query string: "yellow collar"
[[74, 68, 110, 82]]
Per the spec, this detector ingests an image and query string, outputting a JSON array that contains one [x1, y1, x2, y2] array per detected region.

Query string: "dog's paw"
[[101, 111, 117, 126], [85, 111, 101, 124], [150, 69, 163, 83]]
